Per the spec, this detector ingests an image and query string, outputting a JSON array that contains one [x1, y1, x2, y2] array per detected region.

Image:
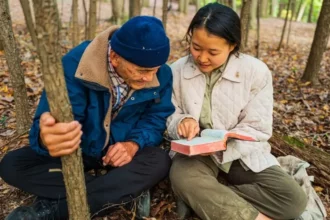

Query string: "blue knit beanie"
[[110, 16, 170, 68]]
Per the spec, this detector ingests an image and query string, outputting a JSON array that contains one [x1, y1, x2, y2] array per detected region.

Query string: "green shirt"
[[199, 63, 233, 173]]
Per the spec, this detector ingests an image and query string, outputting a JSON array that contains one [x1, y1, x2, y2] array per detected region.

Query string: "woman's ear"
[[229, 44, 237, 53], [109, 50, 119, 67]]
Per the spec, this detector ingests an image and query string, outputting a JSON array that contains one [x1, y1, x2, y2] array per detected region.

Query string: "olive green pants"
[[170, 155, 307, 220]]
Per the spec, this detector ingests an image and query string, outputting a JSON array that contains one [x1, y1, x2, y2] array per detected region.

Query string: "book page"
[[201, 129, 227, 139], [172, 136, 222, 146]]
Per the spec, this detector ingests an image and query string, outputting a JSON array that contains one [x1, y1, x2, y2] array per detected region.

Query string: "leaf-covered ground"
[[0, 0, 329, 219]]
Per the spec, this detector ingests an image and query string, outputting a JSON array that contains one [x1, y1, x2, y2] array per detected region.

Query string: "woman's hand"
[[178, 118, 200, 141]]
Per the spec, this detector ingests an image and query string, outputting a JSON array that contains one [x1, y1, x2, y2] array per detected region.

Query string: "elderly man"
[[0, 16, 174, 219]]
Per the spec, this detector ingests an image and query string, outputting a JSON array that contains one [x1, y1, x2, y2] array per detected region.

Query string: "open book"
[[171, 129, 255, 156]]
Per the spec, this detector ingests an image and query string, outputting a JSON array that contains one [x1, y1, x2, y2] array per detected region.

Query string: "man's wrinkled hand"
[[102, 141, 139, 167], [178, 118, 200, 141], [39, 112, 82, 157]]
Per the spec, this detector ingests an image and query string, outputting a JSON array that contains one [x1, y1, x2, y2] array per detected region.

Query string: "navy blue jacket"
[[29, 27, 175, 158]]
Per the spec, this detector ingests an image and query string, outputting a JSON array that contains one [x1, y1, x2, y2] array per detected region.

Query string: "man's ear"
[[109, 50, 120, 67]]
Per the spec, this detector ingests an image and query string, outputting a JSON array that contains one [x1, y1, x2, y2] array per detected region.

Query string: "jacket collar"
[[183, 54, 242, 83], [75, 26, 160, 91]]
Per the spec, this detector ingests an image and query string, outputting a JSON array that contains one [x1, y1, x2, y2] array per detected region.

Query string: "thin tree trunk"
[[72, 0, 79, 47], [196, 0, 201, 12], [143, 0, 150, 7], [153, 0, 156, 16], [32, 0, 90, 219], [88, 0, 97, 39], [19, 0, 38, 50], [256, 0, 260, 58], [271, 0, 278, 17], [129, 0, 141, 18], [82, 0, 88, 40], [98, 0, 101, 25], [111, 0, 123, 25], [183, 0, 189, 14], [277, 0, 291, 50], [301, 0, 330, 85], [162, 0, 169, 31], [296, 0, 307, 21], [240, 0, 252, 52], [260, 0, 268, 17], [232, 0, 237, 12], [286, 0, 295, 47], [0, 0, 30, 134], [307, 0, 314, 23], [295, 0, 303, 20], [250, 0, 257, 29]]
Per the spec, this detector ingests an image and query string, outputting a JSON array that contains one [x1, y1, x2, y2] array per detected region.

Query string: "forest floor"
[[0, 0, 329, 219]]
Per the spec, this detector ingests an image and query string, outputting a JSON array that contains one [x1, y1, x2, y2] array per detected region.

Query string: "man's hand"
[[178, 118, 200, 141], [102, 141, 139, 167], [39, 112, 82, 157]]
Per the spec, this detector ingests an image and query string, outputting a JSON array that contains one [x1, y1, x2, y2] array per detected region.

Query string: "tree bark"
[[143, 0, 150, 7], [72, 0, 79, 46], [111, 0, 123, 24], [270, 133, 330, 189], [162, 0, 169, 32], [0, 40, 3, 50], [19, 0, 38, 50], [0, 0, 31, 134], [256, 0, 260, 58], [183, 0, 189, 14], [250, 0, 257, 29], [88, 0, 97, 39], [260, 0, 268, 17], [195, 0, 201, 12], [240, 0, 252, 52], [277, 0, 291, 50], [82, 0, 88, 40], [129, 0, 141, 18], [286, 0, 295, 47], [153, 0, 156, 16], [231, 0, 237, 12], [32, 0, 90, 219], [301, 0, 330, 85]]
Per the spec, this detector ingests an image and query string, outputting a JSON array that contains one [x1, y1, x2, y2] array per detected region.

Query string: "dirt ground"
[[0, 0, 329, 219]]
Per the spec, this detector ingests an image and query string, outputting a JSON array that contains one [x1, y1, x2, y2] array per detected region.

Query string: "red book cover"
[[171, 129, 255, 156]]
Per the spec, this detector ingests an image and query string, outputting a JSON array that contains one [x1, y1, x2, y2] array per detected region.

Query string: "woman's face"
[[190, 27, 235, 74]]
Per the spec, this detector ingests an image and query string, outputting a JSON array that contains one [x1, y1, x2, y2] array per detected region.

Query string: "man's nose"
[[141, 72, 154, 82]]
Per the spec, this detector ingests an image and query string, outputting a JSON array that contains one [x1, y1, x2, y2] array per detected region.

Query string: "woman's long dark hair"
[[185, 3, 241, 55]]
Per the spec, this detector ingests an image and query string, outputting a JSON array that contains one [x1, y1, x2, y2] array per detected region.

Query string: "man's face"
[[110, 50, 160, 90]]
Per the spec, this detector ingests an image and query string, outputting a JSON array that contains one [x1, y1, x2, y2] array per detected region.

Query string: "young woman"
[[167, 3, 307, 220]]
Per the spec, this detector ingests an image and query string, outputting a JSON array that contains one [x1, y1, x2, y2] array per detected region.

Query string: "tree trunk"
[[240, 0, 252, 52], [32, 0, 90, 219], [0, 39, 3, 50], [143, 0, 150, 7], [307, 0, 314, 23], [0, 0, 30, 134], [82, 0, 88, 40], [277, 0, 291, 50], [179, 0, 184, 13], [286, 0, 295, 47], [270, 133, 330, 189], [162, 0, 169, 31], [195, 0, 201, 12], [301, 0, 330, 85], [72, 0, 79, 47], [260, 0, 268, 17], [183, 0, 189, 14], [19, 0, 38, 50], [88, 0, 97, 39], [111, 0, 123, 24], [271, 0, 278, 17], [231, 0, 237, 12], [296, 0, 307, 21], [250, 0, 257, 29], [256, 0, 260, 58], [153, 0, 156, 16], [129, 0, 141, 18]]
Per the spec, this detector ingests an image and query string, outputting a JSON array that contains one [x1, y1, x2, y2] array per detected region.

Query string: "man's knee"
[[0, 150, 20, 185]]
